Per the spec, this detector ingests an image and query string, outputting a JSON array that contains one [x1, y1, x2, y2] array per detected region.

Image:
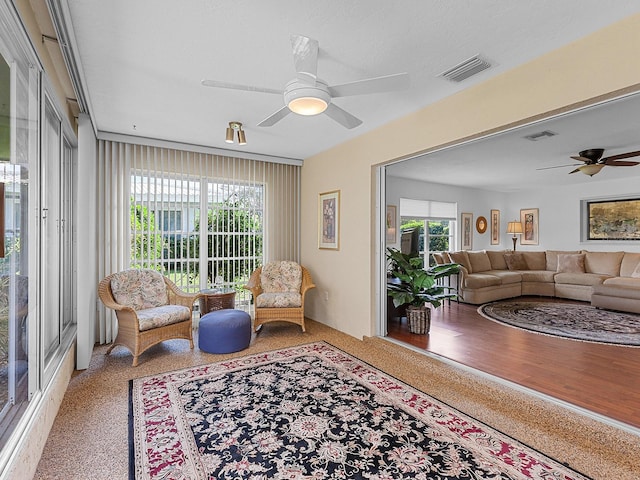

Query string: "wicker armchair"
[[98, 269, 199, 366], [244, 261, 315, 332]]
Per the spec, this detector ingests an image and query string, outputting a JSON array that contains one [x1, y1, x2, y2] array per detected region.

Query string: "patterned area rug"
[[129, 342, 588, 479], [478, 301, 640, 346]]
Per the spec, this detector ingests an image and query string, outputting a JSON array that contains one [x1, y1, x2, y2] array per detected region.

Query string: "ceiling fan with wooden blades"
[[201, 34, 409, 129], [537, 148, 640, 176]]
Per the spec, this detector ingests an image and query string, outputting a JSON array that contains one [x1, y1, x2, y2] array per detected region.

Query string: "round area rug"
[[478, 301, 640, 346]]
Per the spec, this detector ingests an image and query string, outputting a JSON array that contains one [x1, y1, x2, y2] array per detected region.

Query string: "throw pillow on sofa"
[[504, 253, 528, 271], [467, 251, 492, 273], [557, 253, 586, 273], [449, 251, 472, 273]]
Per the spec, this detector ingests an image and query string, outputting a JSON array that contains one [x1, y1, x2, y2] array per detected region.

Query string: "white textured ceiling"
[[64, 1, 640, 186], [387, 92, 640, 191]]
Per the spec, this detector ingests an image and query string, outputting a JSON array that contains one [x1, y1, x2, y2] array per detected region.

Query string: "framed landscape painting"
[[520, 208, 539, 245], [319, 190, 340, 249], [461, 212, 473, 250], [587, 198, 640, 241], [490, 209, 500, 245]]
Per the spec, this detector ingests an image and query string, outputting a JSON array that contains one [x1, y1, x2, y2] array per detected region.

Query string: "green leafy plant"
[[386, 247, 459, 309]]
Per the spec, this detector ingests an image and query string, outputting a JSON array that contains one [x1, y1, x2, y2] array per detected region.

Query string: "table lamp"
[[507, 221, 523, 251]]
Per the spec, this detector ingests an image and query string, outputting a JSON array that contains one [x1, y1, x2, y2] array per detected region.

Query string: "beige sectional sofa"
[[440, 249, 640, 313]]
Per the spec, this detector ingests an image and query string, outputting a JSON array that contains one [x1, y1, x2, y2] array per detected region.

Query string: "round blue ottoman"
[[198, 309, 252, 354]]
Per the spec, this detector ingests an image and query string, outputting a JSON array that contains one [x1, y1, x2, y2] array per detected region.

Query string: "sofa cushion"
[[521, 251, 546, 271], [256, 292, 302, 308], [467, 251, 492, 273], [545, 250, 580, 271], [486, 251, 508, 270], [432, 252, 450, 265], [620, 252, 640, 277], [596, 282, 640, 299], [136, 305, 191, 331], [633, 262, 640, 279], [557, 253, 585, 273], [449, 251, 472, 273], [504, 253, 528, 271], [520, 270, 556, 283], [484, 270, 522, 284], [463, 273, 501, 289], [261, 261, 302, 293], [554, 272, 609, 286], [110, 269, 168, 311], [603, 276, 640, 288], [584, 251, 624, 277]]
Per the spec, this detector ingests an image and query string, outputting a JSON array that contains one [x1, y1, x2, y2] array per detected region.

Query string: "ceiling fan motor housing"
[[579, 148, 605, 163], [284, 79, 331, 115]]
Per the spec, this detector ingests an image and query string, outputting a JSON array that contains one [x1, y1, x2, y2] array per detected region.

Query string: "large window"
[[131, 174, 264, 309], [399, 199, 457, 266]]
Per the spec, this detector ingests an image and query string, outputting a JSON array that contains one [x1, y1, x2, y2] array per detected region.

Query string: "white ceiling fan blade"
[[328, 72, 410, 98], [324, 103, 362, 129], [291, 34, 318, 85], [257, 106, 291, 127], [201, 79, 282, 95]]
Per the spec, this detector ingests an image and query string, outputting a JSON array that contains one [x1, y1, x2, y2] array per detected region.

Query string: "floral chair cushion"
[[136, 305, 191, 331], [260, 261, 302, 293], [256, 292, 302, 308], [110, 269, 168, 311]]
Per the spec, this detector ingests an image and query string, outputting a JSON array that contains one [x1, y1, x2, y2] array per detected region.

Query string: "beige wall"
[[301, 14, 640, 340]]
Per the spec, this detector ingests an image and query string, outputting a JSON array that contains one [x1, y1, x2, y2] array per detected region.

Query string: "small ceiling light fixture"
[[577, 164, 605, 176], [225, 121, 247, 145]]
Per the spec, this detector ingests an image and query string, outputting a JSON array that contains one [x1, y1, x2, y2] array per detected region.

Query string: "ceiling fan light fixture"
[[288, 96, 328, 115], [578, 164, 605, 176], [284, 80, 331, 116]]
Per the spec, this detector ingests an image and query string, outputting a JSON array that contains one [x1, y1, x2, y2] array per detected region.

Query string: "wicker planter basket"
[[407, 305, 431, 334]]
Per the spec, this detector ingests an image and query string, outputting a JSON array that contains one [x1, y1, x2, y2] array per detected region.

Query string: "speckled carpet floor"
[[35, 319, 640, 479]]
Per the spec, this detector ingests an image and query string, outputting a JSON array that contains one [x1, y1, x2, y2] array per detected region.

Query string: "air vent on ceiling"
[[523, 130, 557, 141], [439, 55, 492, 82]]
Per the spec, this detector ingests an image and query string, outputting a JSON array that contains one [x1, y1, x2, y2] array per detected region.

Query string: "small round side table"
[[199, 288, 236, 315]]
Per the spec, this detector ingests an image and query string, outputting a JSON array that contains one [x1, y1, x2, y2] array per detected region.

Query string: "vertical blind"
[[96, 140, 301, 344]]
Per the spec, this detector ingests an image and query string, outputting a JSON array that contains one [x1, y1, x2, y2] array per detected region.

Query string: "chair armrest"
[[243, 268, 263, 298], [164, 277, 200, 308]]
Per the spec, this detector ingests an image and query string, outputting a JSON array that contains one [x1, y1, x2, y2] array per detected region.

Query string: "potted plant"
[[386, 247, 460, 334]]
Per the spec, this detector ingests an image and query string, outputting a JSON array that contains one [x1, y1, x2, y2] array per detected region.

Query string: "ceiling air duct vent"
[[439, 55, 492, 82], [523, 130, 557, 141]]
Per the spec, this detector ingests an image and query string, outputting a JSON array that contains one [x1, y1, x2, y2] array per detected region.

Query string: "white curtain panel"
[[96, 139, 301, 344]]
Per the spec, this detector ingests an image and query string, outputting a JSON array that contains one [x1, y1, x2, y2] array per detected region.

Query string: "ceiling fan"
[[201, 34, 409, 129], [538, 148, 640, 176]]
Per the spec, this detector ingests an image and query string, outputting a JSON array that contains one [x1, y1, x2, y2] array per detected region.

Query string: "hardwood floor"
[[386, 296, 640, 429]]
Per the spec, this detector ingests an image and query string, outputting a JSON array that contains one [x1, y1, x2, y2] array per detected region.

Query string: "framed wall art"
[[461, 212, 473, 250], [490, 209, 500, 245], [386, 205, 397, 244], [476, 216, 487, 234], [520, 208, 539, 245], [319, 190, 340, 249], [586, 197, 640, 241]]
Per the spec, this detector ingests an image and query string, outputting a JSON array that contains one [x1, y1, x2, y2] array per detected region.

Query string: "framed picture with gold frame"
[[386, 205, 397, 244], [476, 216, 487, 234], [490, 209, 500, 245], [461, 212, 473, 250], [520, 208, 539, 245], [319, 190, 340, 249]]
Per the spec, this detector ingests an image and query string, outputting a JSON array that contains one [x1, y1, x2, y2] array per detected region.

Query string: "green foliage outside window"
[[130, 202, 164, 271]]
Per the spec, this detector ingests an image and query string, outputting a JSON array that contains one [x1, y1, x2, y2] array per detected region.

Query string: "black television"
[[400, 227, 420, 256]]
